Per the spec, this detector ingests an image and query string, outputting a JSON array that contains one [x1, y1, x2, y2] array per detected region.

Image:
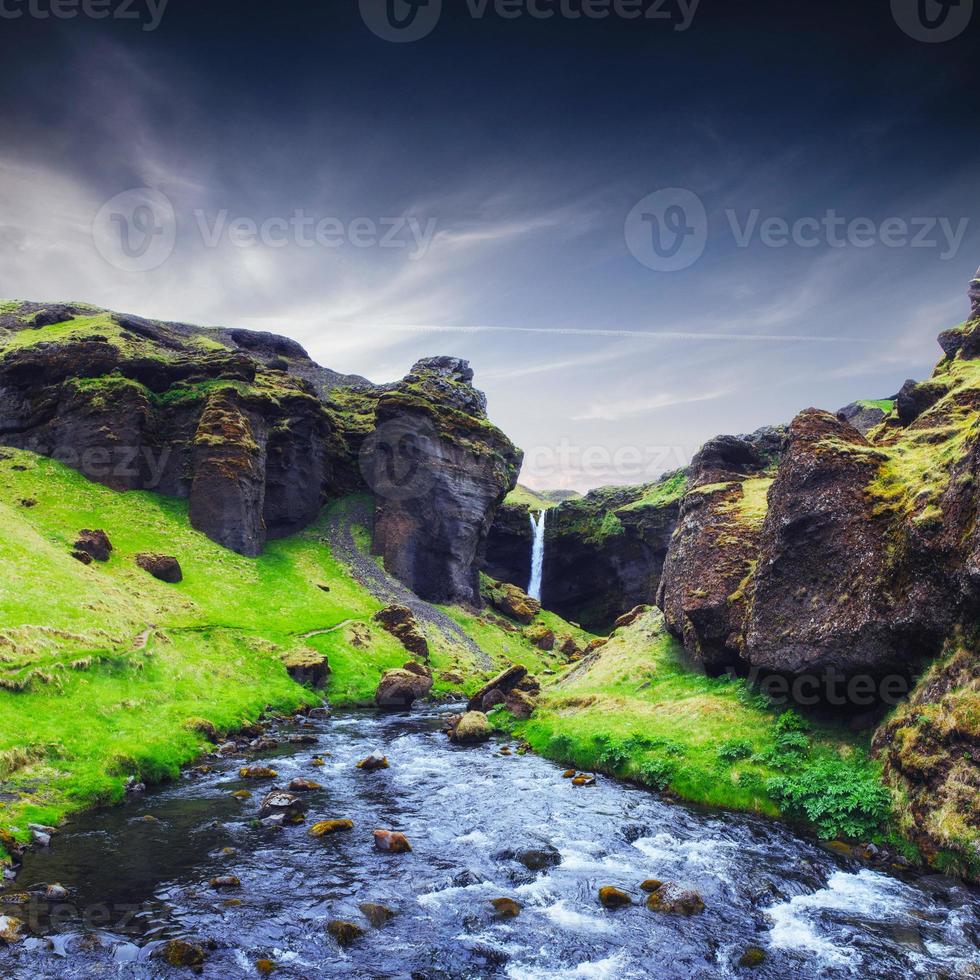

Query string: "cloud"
[[572, 389, 729, 423]]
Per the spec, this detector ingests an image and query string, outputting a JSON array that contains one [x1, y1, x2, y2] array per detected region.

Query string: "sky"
[[1, 0, 978, 490]]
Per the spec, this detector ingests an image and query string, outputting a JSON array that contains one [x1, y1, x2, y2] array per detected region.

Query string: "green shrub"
[[766, 754, 892, 840], [717, 738, 754, 763], [638, 756, 677, 790]]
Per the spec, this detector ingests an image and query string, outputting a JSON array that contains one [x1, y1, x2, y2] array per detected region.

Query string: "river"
[[1, 705, 977, 978]]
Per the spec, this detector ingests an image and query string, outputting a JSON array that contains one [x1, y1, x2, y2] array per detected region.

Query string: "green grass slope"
[[495, 609, 896, 844], [0, 450, 499, 856]]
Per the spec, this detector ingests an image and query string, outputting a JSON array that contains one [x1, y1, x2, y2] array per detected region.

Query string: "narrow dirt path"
[[321, 498, 492, 670]]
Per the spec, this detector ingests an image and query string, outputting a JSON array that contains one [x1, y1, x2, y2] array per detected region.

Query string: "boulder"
[[375, 664, 433, 708], [0, 914, 24, 944], [74, 529, 112, 562], [446, 711, 491, 744], [466, 665, 528, 712], [739, 947, 767, 968], [70, 550, 93, 565], [486, 582, 540, 625], [896, 378, 948, 427], [209, 876, 241, 889], [490, 898, 522, 918], [504, 689, 537, 720], [135, 553, 183, 584], [645, 883, 705, 915], [258, 790, 306, 821], [373, 605, 429, 659], [558, 635, 583, 659], [356, 751, 389, 771], [524, 624, 555, 651], [598, 886, 632, 909], [288, 778, 322, 792], [613, 605, 650, 630], [239, 766, 278, 780], [496, 842, 562, 871], [359, 903, 395, 927], [310, 819, 354, 837], [373, 830, 412, 854], [327, 920, 364, 947], [281, 648, 330, 689], [159, 940, 206, 968]]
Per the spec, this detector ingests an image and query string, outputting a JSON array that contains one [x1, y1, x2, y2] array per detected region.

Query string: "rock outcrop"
[[657, 430, 784, 674], [0, 303, 515, 601], [368, 357, 522, 605]]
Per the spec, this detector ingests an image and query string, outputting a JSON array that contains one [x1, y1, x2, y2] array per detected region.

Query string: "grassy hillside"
[[0, 450, 515, 857], [495, 609, 896, 844]]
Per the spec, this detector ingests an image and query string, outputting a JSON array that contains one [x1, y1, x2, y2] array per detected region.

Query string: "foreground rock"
[[373, 830, 412, 854], [356, 751, 389, 771], [0, 914, 24, 944], [74, 529, 112, 562], [375, 662, 433, 709], [645, 882, 705, 915], [467, 665, 529, 712], [490, 898, 521, 918], [446, 711, 492, 744], [135, 553, 183, 584], [327, 920, 364, 947], [598, 886, 632, 909]]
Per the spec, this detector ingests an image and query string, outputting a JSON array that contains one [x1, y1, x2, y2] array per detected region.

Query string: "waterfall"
[[528, 509, 546, 602]]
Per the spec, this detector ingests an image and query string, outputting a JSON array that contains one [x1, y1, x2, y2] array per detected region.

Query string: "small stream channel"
[[1, 705, 978, 978]]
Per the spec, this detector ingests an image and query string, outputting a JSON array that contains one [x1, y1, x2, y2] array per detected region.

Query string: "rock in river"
[[375, 663, 433, 709], [373, 830, 412, 854], [310, 820, 354, 838], [598, 886, 632, 909], [446, 711, 491, 744], [327, 920, 364, 947]]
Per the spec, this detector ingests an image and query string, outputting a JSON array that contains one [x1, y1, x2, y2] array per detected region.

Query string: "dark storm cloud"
[[0, 1, 978, 488]]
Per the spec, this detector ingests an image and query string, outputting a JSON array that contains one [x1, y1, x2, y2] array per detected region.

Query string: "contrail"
[[389, 324, 875, 344]]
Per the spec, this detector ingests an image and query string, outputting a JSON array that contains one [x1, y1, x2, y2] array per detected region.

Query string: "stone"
[[486, 582, 540, 625], [310, 820, 354, 837], [614, 605, 650, 630], [74, 529, 112, 562], [373, 830, 412, 854], [496, 842, 562, 872], [160, 939, 206, 968], [373, 605, 430, 659], [598, 886, 632, 909], [558, 635, 583, 659], [210, 876, 241, 889], [135, 553, 183, 583], [70, 550, 93, 565], [645, 883, 705, 916], [0, 914, 23, 944], [503, 689, 537, 721], [466, 665, 528, 712], [375, 664, 433, 709], [447, 711, 491, 744], [359, 902, 395, 927], [281, 649, 330, 689], [490, 898, 522, 918], [256, 960, 276, 975], [44, 883, 68, 901], [524, 624, 555, 651], [31, 830, 51, 848], [288, 778, 322, 792], [562, 769, 577, 779], [258, 791, 306, 820], [640, 879, 663, 893], [239, 766, 278, 780], [327, 920, 364, 947], [356, 751, 389, 771], [572, 774, 596, 787], [739, 947, 767, 968]]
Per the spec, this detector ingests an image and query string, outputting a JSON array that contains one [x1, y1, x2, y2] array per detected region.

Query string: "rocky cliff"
[[0, 302, 516, 600]]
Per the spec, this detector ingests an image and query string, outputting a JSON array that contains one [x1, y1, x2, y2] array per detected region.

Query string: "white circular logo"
[[891, 0, 973, 41], [92, 188, 176, 272], [359, 417, 441, 501], [359, 0, 442, 42], [625, 188, 707, 273]]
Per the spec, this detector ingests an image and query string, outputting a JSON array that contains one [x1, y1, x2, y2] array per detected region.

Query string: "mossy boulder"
[[486, 582, 540, 625], [373, 605, 429, 659], [375, 663, 433, 708], [310, 819, 354, 838], [447, 711, 492, 744], [645, 883, 705, 915], [524, 624, 555, 651], [326, 920, 364, 947], [159, 940, 206, 968], [281, 648, 330, 689], [598, 886, 632, 909], [135, 553, 183, 584], [490, 897, 522, 918]]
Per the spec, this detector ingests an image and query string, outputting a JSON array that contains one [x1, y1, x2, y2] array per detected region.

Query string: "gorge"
[[0, 273, 979, 974]]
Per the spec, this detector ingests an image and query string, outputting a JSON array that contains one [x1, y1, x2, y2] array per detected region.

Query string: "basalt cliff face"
[[0, 302, 517, 600]]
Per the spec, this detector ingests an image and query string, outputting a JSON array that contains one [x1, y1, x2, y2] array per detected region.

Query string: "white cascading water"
[[528, 509, 546, 601]]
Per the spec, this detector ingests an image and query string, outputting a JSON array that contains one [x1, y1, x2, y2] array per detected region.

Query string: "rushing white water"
[[528, 509, 546, 601]]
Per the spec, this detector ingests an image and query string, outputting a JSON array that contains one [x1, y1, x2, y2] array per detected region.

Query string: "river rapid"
[[1, 705, 978, 978]]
